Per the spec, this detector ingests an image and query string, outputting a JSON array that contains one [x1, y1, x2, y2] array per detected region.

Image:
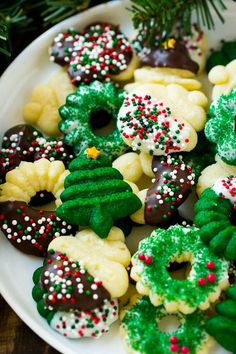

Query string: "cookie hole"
[[29, 191, 55, 208], [90, 109, 116, 136], [230, 209, 236, 225], [167, 261, 192, 280], [158, 315, 181, 333]]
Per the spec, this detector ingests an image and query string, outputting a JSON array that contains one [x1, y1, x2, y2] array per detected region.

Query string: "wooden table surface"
[[0, 295, 60, 354]]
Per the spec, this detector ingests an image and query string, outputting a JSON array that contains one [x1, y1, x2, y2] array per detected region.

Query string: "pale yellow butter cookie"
[[23, 69, 75, 136]]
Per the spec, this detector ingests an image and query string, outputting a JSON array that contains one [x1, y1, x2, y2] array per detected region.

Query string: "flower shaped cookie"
[[23, 69, 75, 136]]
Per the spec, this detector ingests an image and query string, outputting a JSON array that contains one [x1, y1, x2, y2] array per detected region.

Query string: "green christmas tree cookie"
[[205, 285, 236, 353], [56, 147, 142, 238]]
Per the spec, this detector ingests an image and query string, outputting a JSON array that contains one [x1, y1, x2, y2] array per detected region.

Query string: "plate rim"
[[0, 1, 127, 353], [0, 1, 234, 353]]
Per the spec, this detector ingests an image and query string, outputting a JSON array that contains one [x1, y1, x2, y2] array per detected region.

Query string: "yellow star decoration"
[[163, 38, 176, 50], [86, 147, 101, 159]]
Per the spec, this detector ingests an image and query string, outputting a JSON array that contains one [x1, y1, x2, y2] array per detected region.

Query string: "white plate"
[[0, 1, 235, 353]]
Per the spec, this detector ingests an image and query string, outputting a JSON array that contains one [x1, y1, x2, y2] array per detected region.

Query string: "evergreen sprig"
[[0, 0, 33, 56], [130, 0, 230, 47], [0, 0, 91, 59], [41, 0, 90, 26]]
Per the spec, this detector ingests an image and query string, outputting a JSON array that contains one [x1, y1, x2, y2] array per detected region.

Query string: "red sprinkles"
[[50, 22, 133, 86], [118, 94, 191, 155]]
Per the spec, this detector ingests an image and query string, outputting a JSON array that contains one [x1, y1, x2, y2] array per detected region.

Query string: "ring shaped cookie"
[[195, 177, 236, 261], [0, 158, 75, 256], [0, 124, 74, 187], [131, 225, 229, 314], [120, 296, 213, 354], [59, 81, 128, 159]]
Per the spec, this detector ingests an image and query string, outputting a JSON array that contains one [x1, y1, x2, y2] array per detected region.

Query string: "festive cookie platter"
[[0, 0, 236, 353]]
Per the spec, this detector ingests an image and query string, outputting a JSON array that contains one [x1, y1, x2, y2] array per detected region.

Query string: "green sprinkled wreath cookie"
[[59, 80, 128, 159], [120, 296, 214, 354], [194, 176, 236, 261], [205, 89, 236, 165], [205, 284, 236, 353], [131, 225, 229, 314]]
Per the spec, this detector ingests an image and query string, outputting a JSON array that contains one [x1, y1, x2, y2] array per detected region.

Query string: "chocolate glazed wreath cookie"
[[0, 159, 77, 256], [49, 22, 139, 86], [0, 124, 74, 188]]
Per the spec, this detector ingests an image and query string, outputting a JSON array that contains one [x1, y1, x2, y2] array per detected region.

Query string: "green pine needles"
[[0, 0, 91, 58], [0, 0, 232, 60], [130, 0, 229, 47], [0, 0, 32, 57], [41, 0, 90, 26]]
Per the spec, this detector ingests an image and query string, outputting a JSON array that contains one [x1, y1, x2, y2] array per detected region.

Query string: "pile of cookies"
[[1, 19, 236, 354]]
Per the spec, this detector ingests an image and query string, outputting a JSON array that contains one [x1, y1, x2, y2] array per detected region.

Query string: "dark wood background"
[[0, 295, 60, 354]]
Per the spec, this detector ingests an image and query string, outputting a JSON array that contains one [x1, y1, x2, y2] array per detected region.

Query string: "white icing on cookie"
[[212, 176, 236, 207], [117, 94, 196, 156], [50, 299, 118, 338]]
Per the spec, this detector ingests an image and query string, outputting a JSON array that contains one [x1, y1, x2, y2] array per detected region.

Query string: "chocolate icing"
[[0, 149, 19, 184], [83, 22, 133, 75], [67, 62, 105, 85], [33, 139, 74, 168], [0, 125, 42, 183], [144, 155, 195, 225], [67, 22, 133, 85], [2, 124, 42, 166], [40, 251, 110, 311], [2, 124, 42, 151], [0, 124, 74, 185], [0, 201, 77, 257], [50, 30, 81, 66], [140, 41, 199, 74]]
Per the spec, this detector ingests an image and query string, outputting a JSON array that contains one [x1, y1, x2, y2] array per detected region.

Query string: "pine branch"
[[0, 0, 91, 59], [41, 0, 90, 26], [0, 18, 11, 56], [130, 0, 229, 48], [0, 0, 32, 57]]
